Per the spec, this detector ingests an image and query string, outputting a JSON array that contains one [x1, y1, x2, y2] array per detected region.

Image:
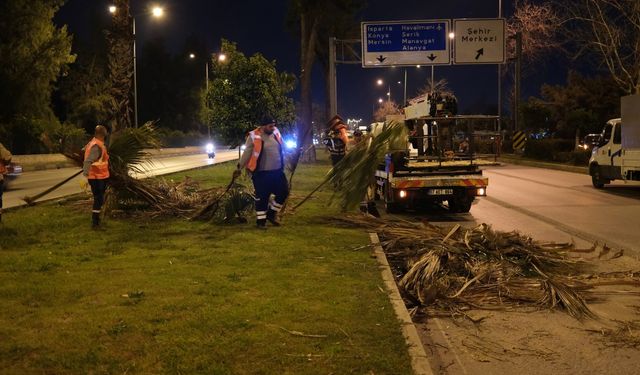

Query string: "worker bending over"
[[234, 116, 289, 229]]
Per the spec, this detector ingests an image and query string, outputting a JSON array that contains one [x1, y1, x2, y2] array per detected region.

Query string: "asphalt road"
[[3, 149, 239, 210], [389, 164, 640, 254]]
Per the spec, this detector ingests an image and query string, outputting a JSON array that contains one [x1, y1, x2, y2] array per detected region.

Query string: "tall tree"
[[527, 71, 624, 139], [0, 0, 75, 153], [105, 0, 134, 132], [311, 0, 365, 120], [558, 0, 640, 94], [202, 40, 296, 148], [287, 0, 365, 161], [288, 0, 319, 161], [507, 0, 562, 70]]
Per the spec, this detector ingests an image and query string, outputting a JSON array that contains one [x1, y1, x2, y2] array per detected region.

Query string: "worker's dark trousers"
[[0, 180, 4, 222], [89, 178, 108, 227], [330, 153, 345, 166], [252, 169, 289, 226]]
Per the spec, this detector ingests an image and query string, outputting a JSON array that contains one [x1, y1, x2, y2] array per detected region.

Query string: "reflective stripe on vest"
[[246, 127, 283, 172], [84, 138, 110, 179]]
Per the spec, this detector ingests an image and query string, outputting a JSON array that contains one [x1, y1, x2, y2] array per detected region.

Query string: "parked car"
[[580, 133, 601, 150], [3, 163, 23, 190]]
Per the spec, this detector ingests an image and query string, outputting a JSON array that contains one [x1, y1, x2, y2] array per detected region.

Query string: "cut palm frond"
[[295, 121, 407, 212]]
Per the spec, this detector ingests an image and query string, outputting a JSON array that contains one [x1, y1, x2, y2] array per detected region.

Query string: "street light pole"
[[109, 5, 164, 128], [133, 16, 139, 128], [205, 61, 210, 139], [403, 69, 407, 106]]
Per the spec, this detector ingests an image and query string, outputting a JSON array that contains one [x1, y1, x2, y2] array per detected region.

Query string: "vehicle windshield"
[[600, 124, 613, 146]]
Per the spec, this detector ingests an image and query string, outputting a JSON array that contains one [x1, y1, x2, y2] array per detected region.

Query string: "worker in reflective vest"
[[82, 125, 110, 228], [324, 115, 349, 166], [0, 142, 12, 223], [234, 116, 289, 229]]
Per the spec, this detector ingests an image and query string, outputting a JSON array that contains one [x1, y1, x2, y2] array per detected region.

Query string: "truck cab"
[[589, 95, 640, 188]]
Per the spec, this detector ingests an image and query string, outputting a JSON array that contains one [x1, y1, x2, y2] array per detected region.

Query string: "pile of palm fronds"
[[59, 123, 254, 221], [333, 215, 640, 320]]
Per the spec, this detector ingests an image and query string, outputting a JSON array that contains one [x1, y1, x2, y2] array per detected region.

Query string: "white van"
[[589, 95, 640, 188]]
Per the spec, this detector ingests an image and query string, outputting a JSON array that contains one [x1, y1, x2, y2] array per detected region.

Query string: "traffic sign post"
[[453, 18, 505, 65], [361, 20, 451, 67]]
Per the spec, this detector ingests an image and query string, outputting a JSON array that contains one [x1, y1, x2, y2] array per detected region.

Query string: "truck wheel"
[[591, 168, 605, 189]]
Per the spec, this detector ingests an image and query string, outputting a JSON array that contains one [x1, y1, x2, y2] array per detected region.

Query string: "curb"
[[498, 156, 588, 174], [369, 233, 434, 375]]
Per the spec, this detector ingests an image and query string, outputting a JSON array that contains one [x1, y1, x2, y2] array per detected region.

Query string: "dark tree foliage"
[[0, 0, 75, 153], [523, 71, 624, 138], [59, 7, 112, 135], [202, 40, 296, 147]]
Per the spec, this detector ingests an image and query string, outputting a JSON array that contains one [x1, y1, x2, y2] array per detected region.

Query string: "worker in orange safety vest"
[[0, 142, 12, 223], [82, 125, 110, 228], [233, 116, 289, 229]]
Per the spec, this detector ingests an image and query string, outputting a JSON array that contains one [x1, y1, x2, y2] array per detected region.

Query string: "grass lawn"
[[0, 157, 412, 374]]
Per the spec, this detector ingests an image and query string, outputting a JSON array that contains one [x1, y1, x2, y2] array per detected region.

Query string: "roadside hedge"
[[523, 139, 590, 165]]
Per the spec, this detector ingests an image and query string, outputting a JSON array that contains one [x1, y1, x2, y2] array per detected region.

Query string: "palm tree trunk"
[[299, 13, 318, 163]]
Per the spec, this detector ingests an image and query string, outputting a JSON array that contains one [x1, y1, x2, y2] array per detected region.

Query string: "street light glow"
[[189, 53, 195, 59], [449, 32, 455, 39], [218, 53, 227, 62], [151, 6, 164, 17], [378, 98, 383, 103], [376, 79, 383, 86], [416, 65, 421, 68], [108, 5, 117, 14]]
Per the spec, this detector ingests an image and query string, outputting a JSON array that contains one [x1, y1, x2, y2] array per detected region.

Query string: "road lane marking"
[[484, 195, 632, 254]]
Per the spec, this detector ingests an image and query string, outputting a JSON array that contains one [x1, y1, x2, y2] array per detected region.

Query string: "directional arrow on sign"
[[475, 48, 484, 60], [377, 55, 387, 63], [427, 54, 437, 61]]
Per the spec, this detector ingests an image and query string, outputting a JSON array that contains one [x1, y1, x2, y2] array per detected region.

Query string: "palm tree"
[[287, 0, 366, 162]]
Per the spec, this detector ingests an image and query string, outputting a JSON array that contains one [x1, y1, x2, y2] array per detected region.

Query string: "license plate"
[[428, 188, 453, 195]]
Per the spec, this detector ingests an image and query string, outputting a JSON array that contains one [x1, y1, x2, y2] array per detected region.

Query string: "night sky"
[[55, 0, 568, 124]]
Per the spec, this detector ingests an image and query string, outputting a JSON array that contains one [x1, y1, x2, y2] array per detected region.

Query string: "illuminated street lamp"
[[449, 32, 455, 40], [189, 53, 195, 59], [109, 4, 165, 128], [218, 53, 227, 62], [151, 6, 164, 17]]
